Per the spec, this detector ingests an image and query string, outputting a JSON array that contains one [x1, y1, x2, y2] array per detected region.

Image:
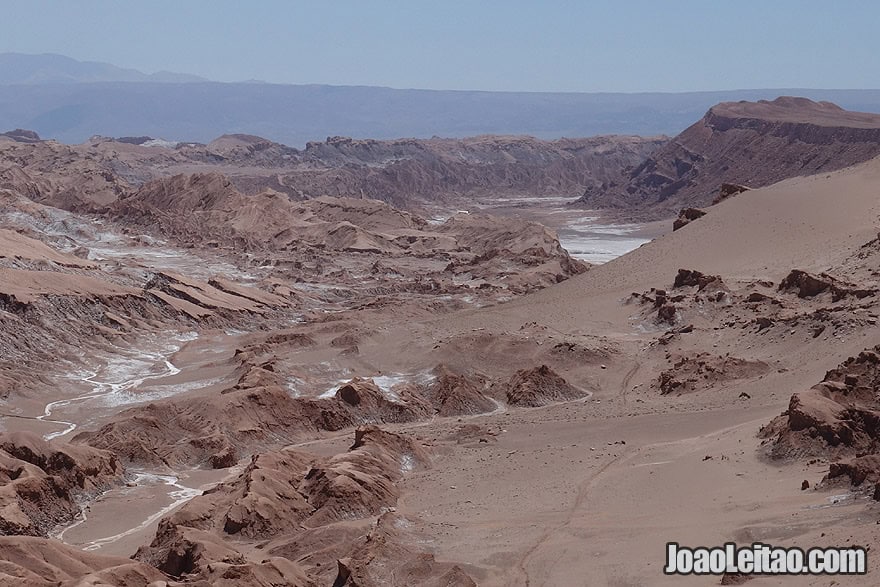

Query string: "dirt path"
[[514, 448, 634, 586], [393, 399, 861, 586]]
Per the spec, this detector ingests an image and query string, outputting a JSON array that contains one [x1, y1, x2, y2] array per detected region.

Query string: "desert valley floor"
[[1, 98, 880, 586]]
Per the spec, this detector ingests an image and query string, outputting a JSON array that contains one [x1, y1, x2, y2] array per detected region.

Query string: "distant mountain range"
[[0, 53, 206, 84], [2, 53, 880, 146]]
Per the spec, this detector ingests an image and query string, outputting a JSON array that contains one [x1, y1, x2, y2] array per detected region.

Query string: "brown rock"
[[672, 207, 706, 231], [778, 269, 832, 298], [0, 432, 123, 536], [755, 316, 774, 330], [764, 345, 880, 466], [673, 268, 724, 291], [423, 365, 495, 416], [778, 269, 876, 301], [657, 303, 678, 325], [503, 365, 587, 407], [657, 353, 769, 396], [714, 183, 751, 204]]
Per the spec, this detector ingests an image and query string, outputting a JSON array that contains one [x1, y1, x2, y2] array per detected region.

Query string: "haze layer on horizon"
[[2, 0, 878, 93]]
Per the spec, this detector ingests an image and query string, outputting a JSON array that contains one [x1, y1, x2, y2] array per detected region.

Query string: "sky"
[[1, 0, 878, 92]]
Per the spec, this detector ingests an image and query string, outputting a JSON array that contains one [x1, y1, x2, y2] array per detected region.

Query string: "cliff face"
[[0, 132, 665, 212], [577, 97, 880, 216], [183, 134, 666, 208]]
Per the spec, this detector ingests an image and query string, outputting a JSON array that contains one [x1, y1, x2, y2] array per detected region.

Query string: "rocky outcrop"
[[72, 369, 312, 468], [301, 426, 430, 527], [111, 175, 587, 293], [135, 427, 436, 586], [762, 346, 880, 464], [0, 140, 131, 209], [655, 353, 769, 396], [713, 182, 750, 204], [74, 351, 434, 468], [778, 269, 875, 301], [0, 536, 168, 586], [673, 268, 725, 291], [325, 378, 434, 427], [327, 513, 477, 587], [0, 228, 288, 398], [672, 207, 706, 231], [422, 365, 496, 416], [135, 521, 316, 586], [577, 97, 880, 216], [0, 432, 123, 536], [502, 365, 586, 407], [827, 455, 880, 486], [0, 129, 41, 143]]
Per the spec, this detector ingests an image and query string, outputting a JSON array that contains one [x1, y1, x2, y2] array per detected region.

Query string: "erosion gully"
[[1, 197, 656, 556], [40, 329, 245, 556]]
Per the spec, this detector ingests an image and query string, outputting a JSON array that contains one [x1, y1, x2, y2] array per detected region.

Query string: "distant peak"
[[1, 128, 41, 143], [0, 52, 207, 85]]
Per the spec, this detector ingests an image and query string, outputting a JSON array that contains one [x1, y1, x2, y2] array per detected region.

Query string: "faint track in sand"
[[510, 415, 770, 586], [618, 359, 640, 407], [513, 447, 634, 587]]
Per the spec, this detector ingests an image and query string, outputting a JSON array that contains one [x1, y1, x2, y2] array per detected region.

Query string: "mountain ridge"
[[2, 56, 880, 145], [577, 96, 880, 216], [0, 53, 206, 84]]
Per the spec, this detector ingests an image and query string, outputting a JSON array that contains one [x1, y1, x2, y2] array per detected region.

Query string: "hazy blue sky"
[[2, 0, 877, 92]]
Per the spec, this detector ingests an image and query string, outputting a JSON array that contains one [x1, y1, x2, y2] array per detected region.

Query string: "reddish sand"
[[1, 100, 880, 585]]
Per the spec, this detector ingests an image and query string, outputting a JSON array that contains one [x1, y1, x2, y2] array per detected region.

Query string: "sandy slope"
[[352, 156, 880, 585], [448, 157, 880, 334]]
